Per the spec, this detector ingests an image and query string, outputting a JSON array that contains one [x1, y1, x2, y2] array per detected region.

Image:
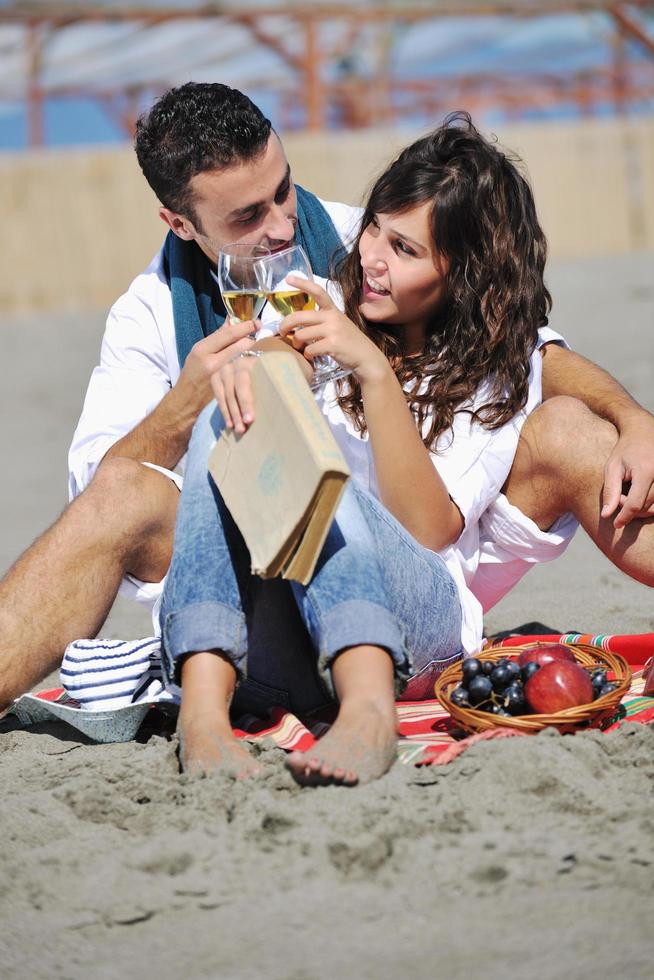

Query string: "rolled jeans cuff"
[[161, 601, 248, 692], [314, 599, 412, 698]]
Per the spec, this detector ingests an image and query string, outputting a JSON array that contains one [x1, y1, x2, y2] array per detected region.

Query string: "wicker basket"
[[435, 641, 632, 735]]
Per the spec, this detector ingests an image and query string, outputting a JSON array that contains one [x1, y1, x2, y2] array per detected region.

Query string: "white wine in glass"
[[216, 243, 270, 324], [255, 244, 352, 389], [222, 290, 266, 322], [266, 289, 316, 317]]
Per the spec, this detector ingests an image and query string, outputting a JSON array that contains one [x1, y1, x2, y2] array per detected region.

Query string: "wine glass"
[[216, 243, 270, 324], [254, 244, 352, 390]]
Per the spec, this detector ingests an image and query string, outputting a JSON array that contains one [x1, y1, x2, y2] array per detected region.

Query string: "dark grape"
[[521, 661, 541, 682], [468, 675, 493, 705], [481, 660, 494, 676], [462, 658, 482, 683], [503, 682, 527, 715], [591, 670, 607, 692], [598, 681, 618, 698], [495, 708, 513, 718], [490, 664, 513, 693], [450, 686, 470, 707], [505, 661, 522, 682]]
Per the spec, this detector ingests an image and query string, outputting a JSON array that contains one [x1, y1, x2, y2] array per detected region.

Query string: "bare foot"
[[177, 712, 262, 778], [285, 699, 398, 786]]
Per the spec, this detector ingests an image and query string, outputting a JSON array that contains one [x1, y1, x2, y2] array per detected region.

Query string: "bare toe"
[[178, 717, 262, 778], [284, 700, 397, 787]]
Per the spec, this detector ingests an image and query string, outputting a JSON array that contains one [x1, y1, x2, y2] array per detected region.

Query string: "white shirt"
[[68, 207, 566, 651], [316, 321, 566, 655], [68, 198, 362, 499]]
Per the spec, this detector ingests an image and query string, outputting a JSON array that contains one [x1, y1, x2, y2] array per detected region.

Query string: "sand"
[[1, 253, 653, 979]]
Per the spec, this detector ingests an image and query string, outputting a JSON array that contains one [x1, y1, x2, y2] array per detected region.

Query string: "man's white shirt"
[[68, 199, 362, 499]]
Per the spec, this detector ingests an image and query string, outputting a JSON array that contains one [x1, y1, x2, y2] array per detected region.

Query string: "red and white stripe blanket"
[[6, 631, 654, 766]]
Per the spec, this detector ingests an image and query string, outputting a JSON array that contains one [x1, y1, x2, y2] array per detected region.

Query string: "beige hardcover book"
[[208, 352, 351, 585]]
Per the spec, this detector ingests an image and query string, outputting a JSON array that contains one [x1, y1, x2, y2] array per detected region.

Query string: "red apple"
[[517, 642, 576, 669], [524, 660, 593, 713], [644, 657, 654, 698]]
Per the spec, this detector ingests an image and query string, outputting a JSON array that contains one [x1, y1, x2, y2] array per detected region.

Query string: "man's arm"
[[541, 343, 654, 527], [102, 320, 257, 470]]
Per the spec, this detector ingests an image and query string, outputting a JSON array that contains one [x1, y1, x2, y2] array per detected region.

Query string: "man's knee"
[[517, 397, 616, 476], [82, 457, 179, 536], [505, 397, 617, 529]]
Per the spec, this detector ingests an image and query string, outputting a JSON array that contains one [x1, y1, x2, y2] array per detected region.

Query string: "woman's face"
[[358, 201, 449, 344]]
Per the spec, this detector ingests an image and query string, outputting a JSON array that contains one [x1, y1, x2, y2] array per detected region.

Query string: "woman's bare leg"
[[177, 651, 262, 777], [285, 645, 398, 787], [504, 397, 654, 585]]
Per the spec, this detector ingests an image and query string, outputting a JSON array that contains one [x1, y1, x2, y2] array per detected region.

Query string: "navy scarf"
[[162, 185, 346, 368]]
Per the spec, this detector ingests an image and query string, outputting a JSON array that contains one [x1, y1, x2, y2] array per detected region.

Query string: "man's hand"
[[541, 343, 654, 529], [178, 319, 257, 410], [601, 412, 654, 528]]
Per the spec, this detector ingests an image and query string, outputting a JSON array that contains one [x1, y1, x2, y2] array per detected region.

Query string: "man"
[[0, 82, 652, 710]]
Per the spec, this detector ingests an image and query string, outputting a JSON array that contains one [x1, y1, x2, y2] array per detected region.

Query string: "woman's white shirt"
[[314, 281, 565, 654]]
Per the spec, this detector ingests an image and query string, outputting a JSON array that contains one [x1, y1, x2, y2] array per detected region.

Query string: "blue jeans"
[[160, 404, 463, 715]]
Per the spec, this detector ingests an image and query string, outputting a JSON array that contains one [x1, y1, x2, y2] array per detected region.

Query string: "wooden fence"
[[1, 117, 652, 315]]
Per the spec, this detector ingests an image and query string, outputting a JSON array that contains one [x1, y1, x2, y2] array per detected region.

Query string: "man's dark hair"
[[135, 82, 272, 228]]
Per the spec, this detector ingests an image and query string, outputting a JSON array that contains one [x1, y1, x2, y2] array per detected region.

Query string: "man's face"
[[159, 133, 297, 264]]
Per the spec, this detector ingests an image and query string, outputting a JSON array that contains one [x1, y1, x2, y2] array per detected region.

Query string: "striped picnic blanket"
[[5, 631, 654, 765]]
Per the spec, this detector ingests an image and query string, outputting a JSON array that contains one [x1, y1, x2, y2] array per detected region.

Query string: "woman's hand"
[[278, 276, 390, 387], [210, 325, 260, 434]]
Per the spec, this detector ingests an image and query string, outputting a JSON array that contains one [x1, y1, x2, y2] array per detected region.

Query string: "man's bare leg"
[[176, 651, 262, 777], [504, 396, 654, 585], [285, 645, 398, 787], [0, 458, 179, 707]]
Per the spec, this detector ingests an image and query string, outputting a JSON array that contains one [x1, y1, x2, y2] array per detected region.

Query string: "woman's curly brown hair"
[[335, 112, 551, 449]]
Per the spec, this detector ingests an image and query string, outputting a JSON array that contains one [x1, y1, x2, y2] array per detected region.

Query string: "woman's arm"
[[279, 278, 463, 551], [359, 365, 464, 551]]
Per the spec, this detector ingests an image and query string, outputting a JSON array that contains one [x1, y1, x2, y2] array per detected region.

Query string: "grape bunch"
[[449, 656, 617, 717], [589, 667, 618, 700]]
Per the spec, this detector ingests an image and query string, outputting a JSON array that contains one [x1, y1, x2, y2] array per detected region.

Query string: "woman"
[[160, 113, 551, 785]]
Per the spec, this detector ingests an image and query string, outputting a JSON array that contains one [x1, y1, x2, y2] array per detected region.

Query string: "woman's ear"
[[435, 250, 451, 278]]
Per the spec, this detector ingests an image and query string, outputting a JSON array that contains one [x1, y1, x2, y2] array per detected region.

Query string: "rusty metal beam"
[[3, 1, 654, 147], [2, 2, 654, 26], [26, 19, 44, 147], [303, 15, 325, 130], [234, 14, 305, 74], [611, 4, 654, 57], [22, 64, 654, 130]]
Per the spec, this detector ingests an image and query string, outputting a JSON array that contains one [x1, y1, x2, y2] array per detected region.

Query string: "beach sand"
[[1, 253, 653, 979]]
